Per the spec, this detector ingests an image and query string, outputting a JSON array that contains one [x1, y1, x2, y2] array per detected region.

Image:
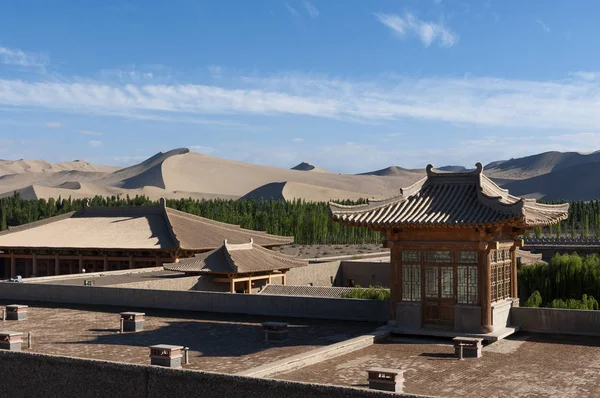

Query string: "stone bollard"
[[119, 318, 124, 334], [120, 312, 145, 333], [262, 322, 289, 343], [367, 368, 404, 393], [0, 331, 24, 351], [149, 345, 184, 369], [1, 309, 5, 322], [453, 337, 483, 359], [5, 305, 28, 321]]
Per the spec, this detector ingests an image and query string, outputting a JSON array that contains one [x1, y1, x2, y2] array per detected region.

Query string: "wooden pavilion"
[[0, 199, 293, 279], [163, 239, 307, 294], [329, 163, 569, 334]]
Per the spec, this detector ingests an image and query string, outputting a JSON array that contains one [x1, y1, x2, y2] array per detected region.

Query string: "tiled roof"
[[163, 239, 307, 274], [259, 284, 369, 299], [0, 199, 293, 251], [329, 163, 569, 228]]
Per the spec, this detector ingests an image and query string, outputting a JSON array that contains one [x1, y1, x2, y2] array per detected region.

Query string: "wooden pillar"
[[230, 278, 235, 293], [10, 253, 15, 279], [247, 279, 252, 294], [103, 256, 109, 272], [480, 250, 493, 333], [390, 245, 400, 322], [78, 255, 84, 273], [54, 255, 60, 276], [510, 246, 518, 300], [268, 275, 272, 285], [32, 254, 38, 277], [282, 273, 287, 286], [129, 254, 134, 269]]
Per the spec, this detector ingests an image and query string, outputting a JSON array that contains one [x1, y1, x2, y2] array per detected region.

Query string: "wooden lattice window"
[[402, 250, 420, 263], [425, 251, 453, 263], [458, 265, 479, 304], [459, 251, 478, 264], [401, 264, 421, 301], [424, 267, 439, 298]]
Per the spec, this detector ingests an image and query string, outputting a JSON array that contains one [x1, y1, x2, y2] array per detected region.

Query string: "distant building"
[[0, 198, 293, 279], [163, 239, 307, 293], [329, 163, 569, 335]]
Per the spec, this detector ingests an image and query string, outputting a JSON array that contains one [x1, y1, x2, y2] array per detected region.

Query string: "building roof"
[[329, 163, 569, 229], [163, 239, 307, 274], [0, 199, 293, 251], [259, 284, 368, 299]]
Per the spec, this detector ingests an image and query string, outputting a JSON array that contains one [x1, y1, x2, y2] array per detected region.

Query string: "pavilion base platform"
[[386, 325, 519, 342]]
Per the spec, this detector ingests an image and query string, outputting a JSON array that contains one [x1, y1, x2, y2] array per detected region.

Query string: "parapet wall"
[[0, 282, 389, 323], [0, 350, 424, 398], [511, 307, 600, 336]]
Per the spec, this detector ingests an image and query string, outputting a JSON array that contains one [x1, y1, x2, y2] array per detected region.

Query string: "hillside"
[[484, 151, 600, 180], [0, 148, 599, 201]]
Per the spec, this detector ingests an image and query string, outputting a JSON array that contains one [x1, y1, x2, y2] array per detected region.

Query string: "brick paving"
[[274, 334, 600, 398], [0, 302, 377, 374]]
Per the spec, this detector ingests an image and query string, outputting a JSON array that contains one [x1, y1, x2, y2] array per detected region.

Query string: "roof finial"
[[82, 198, 89, 211], [475, 162, 483, 174], [425, 164, 435, 176], [249, 238, 253, 245], [223, 239, 228, 247], [159, 197, 166, 208]]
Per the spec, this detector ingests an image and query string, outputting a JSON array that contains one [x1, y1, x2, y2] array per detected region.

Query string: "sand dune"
[[502, 161, 600, 201], [484, 151, 600, 180], [1, 147, 599, 202], [358, 165, 423, 177], [290, 162, 331, 173]]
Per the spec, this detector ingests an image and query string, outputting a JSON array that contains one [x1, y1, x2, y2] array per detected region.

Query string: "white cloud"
[[75, 130, 103, 136], [303, 1, 319, 18], [5, 71, 600, 131], [189, 145, 218, 155], [570, 71, 599, 82], [207, 65, 222, 78], [0, 46, 47, 69], [292, 137, 304, 142], [44, 122, 61, 128], [536, 18, 550, 33], [88, 140, 103, 148], [284, 2, 300, 17], [101, 68, 154, 81], [374, 12, 457, 48]]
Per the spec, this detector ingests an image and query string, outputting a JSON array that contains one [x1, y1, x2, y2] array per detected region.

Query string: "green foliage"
[[549, 294, 599, 310], [523, 290, 543, 308], [0, 193, 380, 245], [519, 253, 600, 309], [340, 285, 391, 300]]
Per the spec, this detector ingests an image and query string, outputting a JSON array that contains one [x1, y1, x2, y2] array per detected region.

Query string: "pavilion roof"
[[0, 199, 293, 251], [329, 163, 569, 229], [163, 239, 307, 274]]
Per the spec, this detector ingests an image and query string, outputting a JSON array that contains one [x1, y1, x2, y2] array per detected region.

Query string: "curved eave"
[[330, 215, 524, 230]]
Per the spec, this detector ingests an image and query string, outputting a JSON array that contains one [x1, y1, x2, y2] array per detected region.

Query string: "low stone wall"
[[0, 282, 389, 323], [511, 307, 600, 336], [0, 350, 426, 398]]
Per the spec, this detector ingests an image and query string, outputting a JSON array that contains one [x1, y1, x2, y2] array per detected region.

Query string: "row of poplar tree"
[[0, 193, 380, 245], [527, 200, 600, 238]]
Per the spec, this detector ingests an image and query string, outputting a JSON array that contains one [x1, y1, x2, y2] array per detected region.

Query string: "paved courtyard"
[[0, 302, 377, 374], [274, 333, 600, 398]]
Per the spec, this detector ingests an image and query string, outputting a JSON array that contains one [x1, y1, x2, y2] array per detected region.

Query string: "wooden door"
[[423, 265, 455, 328]]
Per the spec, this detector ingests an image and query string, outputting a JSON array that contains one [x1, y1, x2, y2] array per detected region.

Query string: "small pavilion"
[[163, 239, 307, 294], [329, 163, 569, 335]]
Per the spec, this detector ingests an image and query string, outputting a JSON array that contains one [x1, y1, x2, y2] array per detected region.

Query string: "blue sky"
[[1, 0, 600, 173]]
